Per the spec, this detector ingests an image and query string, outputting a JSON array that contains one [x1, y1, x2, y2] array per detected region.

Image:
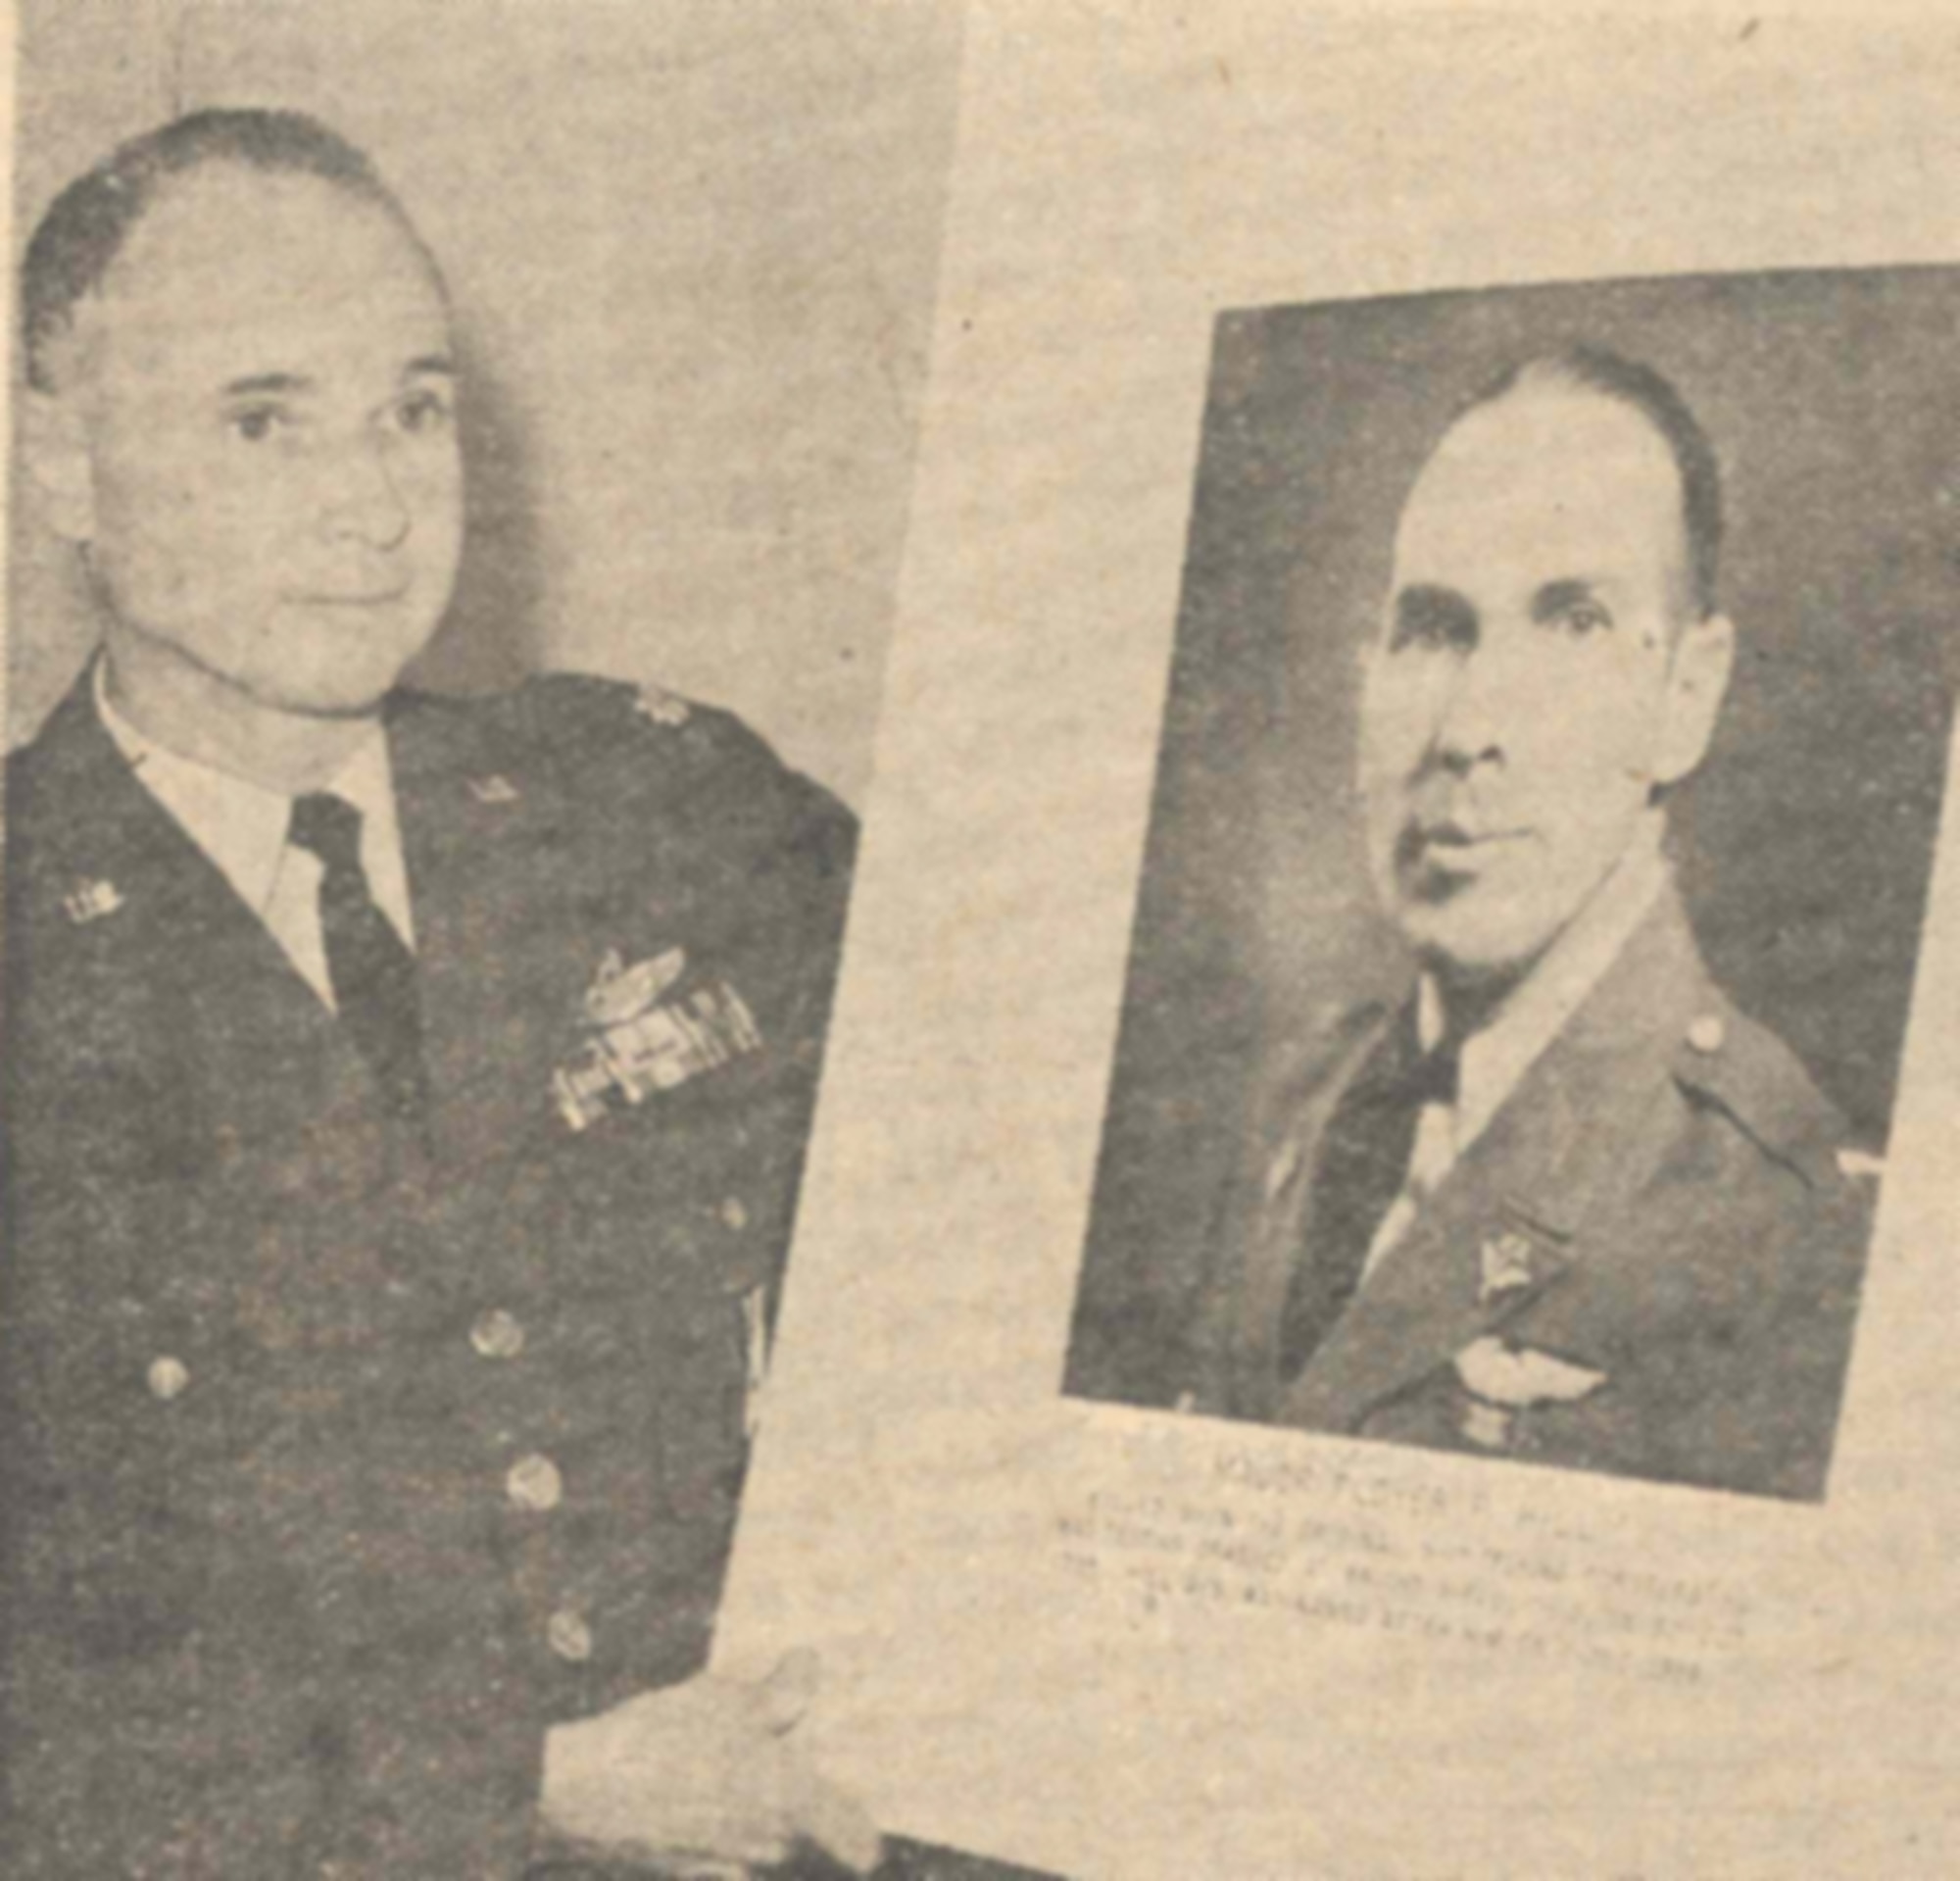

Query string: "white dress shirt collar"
[[92, 658, 416, 1002]]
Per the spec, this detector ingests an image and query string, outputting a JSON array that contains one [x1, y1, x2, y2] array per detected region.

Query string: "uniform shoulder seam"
[[1671, 1001, 1846, 1193]]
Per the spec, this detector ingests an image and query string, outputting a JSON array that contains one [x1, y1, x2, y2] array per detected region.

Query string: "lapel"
[[388, 698, 599, 1169], [1213, 1011, 1386, 1422], [11, 668, 373, 1149], [390, 688, 821, 1173], [1272, 887, 1714, 1433]]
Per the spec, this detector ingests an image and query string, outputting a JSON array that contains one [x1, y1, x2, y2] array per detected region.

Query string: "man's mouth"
[[292, 585, 412, 609], [1411, 818, 1531, 854], [1394, 818, 1533, 892]]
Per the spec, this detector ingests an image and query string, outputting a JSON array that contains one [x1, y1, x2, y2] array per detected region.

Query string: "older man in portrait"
[[0, 109, 879, 1876], [1188, 347, 1870, 1502]]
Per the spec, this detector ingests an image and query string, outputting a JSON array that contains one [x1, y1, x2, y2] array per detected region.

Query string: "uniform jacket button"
[[1688, 1015, 1726, 1055], [506, 1454, 564, 1513], [718, 1197, 749, 1232], [547, 1609, 594, 1663], [470, 1309, 526, 1360], [147, 1356, 191, 1402]]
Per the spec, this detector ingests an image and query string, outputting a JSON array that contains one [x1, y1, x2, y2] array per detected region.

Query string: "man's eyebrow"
[[220, 371, 315, 398], [1530, 577, 1607, 621], [218, 359, 457, 398], [1392, 582, 1477, 641]]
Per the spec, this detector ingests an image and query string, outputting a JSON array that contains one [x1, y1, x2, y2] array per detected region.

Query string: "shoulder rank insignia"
[[63, 878, 125, 924], [553, 947, 763, 1132], [467, 772, 520, 805], [634, 682, 692, 729]]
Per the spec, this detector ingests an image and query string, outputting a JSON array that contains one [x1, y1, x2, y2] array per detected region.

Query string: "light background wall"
[[9, 0, 965, 807]]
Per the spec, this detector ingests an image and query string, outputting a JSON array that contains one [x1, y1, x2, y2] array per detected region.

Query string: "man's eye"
[[1554, 602, 1613, 637], [392, 391, 453, 436], [226, 406, 290, 443]]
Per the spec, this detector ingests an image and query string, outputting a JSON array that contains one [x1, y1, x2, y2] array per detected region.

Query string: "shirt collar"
[[92, 655, 402, 919], [1419, 814, 1670, 1156]]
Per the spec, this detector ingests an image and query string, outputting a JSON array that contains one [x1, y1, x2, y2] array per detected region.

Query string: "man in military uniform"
[[1187, 347, 1870, 1502], [1, 109, 879, 1875]]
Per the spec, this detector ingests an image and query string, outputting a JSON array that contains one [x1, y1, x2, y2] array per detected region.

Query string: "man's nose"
[[319, 433, 411, 552], [1429, 641, 1512, 773]]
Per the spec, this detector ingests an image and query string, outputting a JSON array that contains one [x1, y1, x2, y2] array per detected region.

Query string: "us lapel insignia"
[[467, 772, 520, 805], [634, 682, 692, 728], [1477, 1230, 1538, 1306], [63, 877, 125, 924]]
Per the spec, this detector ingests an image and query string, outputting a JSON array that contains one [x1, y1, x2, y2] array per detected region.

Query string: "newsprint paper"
[[714, 6, 1960, 1880], [5, 4, 1959, 1880]]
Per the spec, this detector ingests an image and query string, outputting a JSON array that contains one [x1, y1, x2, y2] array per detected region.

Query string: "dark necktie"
[[287, 792, 428, 1123], [1276, 1005, 1461, 1381]]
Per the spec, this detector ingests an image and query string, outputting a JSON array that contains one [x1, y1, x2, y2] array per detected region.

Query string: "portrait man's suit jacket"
[[1189, 884, 1873, 1504], [0, 665, 856, 1876]]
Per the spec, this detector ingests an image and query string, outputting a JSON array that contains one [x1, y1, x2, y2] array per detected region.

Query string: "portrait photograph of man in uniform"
[[1064, 270, 1956, 1506], [0, 5, 1032, 1877]]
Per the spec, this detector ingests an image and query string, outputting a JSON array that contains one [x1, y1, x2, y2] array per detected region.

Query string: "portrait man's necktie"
[[1277, 1007, 1460, 1381], [287, 792, 429, 1122]]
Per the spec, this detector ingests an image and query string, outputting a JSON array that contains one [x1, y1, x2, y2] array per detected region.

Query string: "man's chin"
[[1395, 900, 1551, 989], [254, 641, 435, 720]]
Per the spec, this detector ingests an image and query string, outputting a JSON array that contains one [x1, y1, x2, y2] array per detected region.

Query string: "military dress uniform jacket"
[[1189, 886, 1872, 1504], [0, 666, 855, 1876]]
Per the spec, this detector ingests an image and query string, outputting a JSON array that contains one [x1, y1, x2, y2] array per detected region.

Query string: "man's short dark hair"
[[22, 107, 428, 394], [1461, 344, 1725, 619]]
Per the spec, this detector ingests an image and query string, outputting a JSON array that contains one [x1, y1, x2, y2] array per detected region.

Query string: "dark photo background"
[[1066, 268, 1960, 1410]]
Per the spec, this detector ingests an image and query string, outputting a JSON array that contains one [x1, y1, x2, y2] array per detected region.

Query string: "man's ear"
[[1653, 611, 1736, 789], [21, 388, 98, 544]]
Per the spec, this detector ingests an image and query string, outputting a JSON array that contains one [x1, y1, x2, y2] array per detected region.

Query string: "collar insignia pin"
[[467, 773, 520, 805], [63, 878, 125, 925], [1478, 1230, 1537, 1306]]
